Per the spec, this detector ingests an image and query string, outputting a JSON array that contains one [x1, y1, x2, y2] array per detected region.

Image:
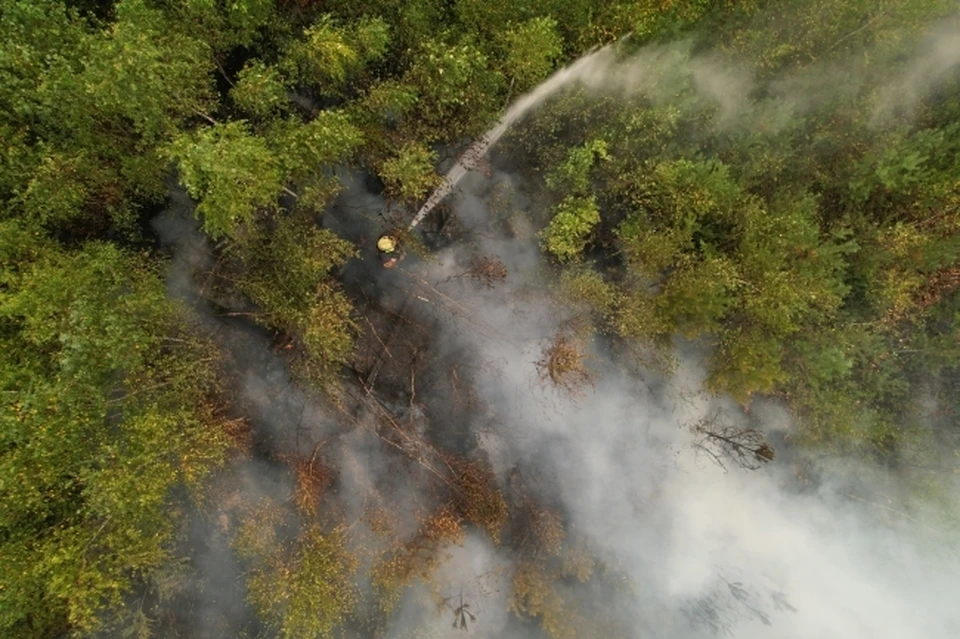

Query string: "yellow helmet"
[[377, 235, 397, 253]]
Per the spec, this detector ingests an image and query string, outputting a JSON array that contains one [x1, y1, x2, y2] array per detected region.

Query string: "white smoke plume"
[[391, 165, 960, 637], [874, 15, 960, 121]]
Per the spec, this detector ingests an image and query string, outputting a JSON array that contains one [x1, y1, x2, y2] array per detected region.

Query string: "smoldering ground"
[[141, 11, 960, 638]]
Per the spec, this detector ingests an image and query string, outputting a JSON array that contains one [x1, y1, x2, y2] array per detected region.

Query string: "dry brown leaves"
[[291, 456, 333, 515], [421, 504, 466, 544], [447, 457, 508, 544], [536, 332, 591, 393], [530, 508, 565, 556]]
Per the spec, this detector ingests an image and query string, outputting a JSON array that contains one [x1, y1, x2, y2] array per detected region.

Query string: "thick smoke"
[[390, 159, 960, 637]]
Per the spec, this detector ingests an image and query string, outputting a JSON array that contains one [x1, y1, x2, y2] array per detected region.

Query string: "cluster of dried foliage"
[[537, 332, 592, 393]]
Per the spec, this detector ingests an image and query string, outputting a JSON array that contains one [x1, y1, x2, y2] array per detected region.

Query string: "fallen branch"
[[844, 492, 943, 536]]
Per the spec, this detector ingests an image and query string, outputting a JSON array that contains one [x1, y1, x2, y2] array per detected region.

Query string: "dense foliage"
[[0, 240, 234, 633], [509, 2, 960, 465], [1, 0, 958, 636]]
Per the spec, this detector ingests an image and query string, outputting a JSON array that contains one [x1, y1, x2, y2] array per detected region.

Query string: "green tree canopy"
[[171, 121, 283, 239], [236, 511, 359, 639], [0, 241, 232, 635]]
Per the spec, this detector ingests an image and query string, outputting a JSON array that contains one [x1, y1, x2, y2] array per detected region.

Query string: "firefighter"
[[377, 234, 404, 268]]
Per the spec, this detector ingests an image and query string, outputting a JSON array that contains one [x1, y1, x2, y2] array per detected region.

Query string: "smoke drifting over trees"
[[2, 1, 960, 638]]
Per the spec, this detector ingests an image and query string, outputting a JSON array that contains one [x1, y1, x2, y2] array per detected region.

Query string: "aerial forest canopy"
[[1, 0, 959, 637]]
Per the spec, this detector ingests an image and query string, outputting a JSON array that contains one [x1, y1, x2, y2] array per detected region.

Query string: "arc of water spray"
[[407, 45, 617, 231]]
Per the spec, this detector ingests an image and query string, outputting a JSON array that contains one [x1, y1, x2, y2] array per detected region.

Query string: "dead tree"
[[536, 332, 591, 394], [446, 588, 476, 631], [681, 569, 794, 636], [691, 412, 775, 471]]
